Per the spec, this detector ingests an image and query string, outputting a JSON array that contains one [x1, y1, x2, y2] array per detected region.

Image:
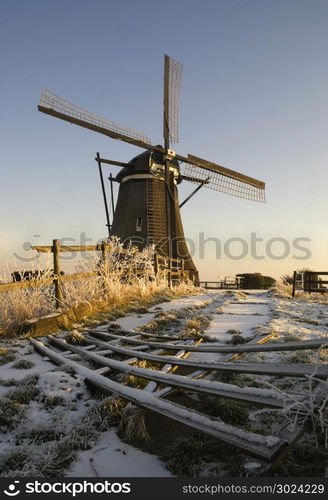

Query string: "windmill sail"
[[38, 89, 152, 149], [163, 55, 183, 145], [181, 154, 265, 203]]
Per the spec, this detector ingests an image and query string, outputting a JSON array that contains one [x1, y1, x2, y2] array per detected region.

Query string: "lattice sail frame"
[[163, 55, 183, 144], [39, 89, 151, 145], [181, 164, 266, 203]]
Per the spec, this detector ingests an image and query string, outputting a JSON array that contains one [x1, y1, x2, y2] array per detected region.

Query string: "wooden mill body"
[[110, 149, 198, 281]]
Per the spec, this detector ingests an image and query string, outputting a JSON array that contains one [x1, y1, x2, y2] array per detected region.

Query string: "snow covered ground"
[[0, 289, 327, 477], [67, 430, 173, 477], [188, 290, 272, 363], [111, 293, 215, 332]]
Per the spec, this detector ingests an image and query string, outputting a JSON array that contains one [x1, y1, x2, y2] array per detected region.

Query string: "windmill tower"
[[38, 55, 265, 283]]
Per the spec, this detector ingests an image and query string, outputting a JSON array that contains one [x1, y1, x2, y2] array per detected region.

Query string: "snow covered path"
[[211, 290, 272, 342], [188, 290, 272, 363]]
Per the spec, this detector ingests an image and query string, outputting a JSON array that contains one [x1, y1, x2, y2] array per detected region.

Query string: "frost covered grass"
[[163, 435, 208, 476], [0, 265, 55, 337], [0, 238, 196, 337], [12, 359, 34, 370], [0, 359, 128, 477], [274, 279, 328, 304], [0, 348, 16, 365], [65, 330, 88, 345], [196, 394, 250, 426], [273, 280, 293, 298], [138, 301, 215, 342], [272, 435, 328, 477], [177, 315, 212, 341], [59, 239, 194, 322], [0, 374, 39, 432], [89, 396, 126, 431], [7, 383, 39, 405], [119, 403, 150, 442], [248, 382, 328, 477], [162, 434, 245, 477], [0, 388, 140, 477]]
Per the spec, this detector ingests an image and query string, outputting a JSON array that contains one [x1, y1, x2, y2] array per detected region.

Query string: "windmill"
[[38, 55, 265, 283]]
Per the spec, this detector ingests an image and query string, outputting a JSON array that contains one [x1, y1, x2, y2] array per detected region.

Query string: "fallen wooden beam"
[[48, 337, 305, 406], [154, 333, 276, 399], [88, 329, 328, 354], [82, 334, 328, 378], [143, 339, 202, 393]]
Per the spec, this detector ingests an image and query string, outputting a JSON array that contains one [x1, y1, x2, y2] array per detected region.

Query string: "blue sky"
[[1, 0, 328, 279]]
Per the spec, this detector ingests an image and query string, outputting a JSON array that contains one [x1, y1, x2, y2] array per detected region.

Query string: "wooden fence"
[[31, 326, 328, 468], [200, 278, 244, 290], [0, 240, 185, 309], [292, 271, 328, 297]]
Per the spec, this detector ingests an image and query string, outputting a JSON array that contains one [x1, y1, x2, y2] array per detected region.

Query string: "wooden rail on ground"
[[0, 240, 185, 309]]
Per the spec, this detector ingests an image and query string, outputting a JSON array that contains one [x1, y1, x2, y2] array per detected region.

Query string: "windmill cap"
[[115, 149, 180, 182]]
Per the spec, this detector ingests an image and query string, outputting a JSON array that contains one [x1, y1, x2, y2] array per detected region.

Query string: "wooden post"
[[53, 239, 63, 309], [303, 272, 309, 294], [100, 241, 108, 298], [154, 253, 158, 276], [101, 241, 107, 262], [168, 258, 172, 289], [292, 271, 297, 298]]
